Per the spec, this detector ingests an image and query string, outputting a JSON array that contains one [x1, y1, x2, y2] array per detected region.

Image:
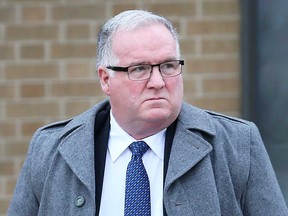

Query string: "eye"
[[161, 62, 177, 70], [129, 65, 150, 73]]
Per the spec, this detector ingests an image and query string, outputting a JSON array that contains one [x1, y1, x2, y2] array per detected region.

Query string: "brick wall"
[[0, 0, 240, 214]]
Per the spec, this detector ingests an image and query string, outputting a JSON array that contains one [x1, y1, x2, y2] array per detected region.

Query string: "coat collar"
[[56, 100, 216, 193], [178, 102, 216, 136], [164, 102, 216, 189]]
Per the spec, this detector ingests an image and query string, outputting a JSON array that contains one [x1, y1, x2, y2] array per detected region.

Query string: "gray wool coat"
[[8, 100, 288, 216]]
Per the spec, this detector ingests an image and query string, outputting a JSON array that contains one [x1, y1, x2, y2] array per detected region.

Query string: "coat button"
[[75, 196, 85, 207]]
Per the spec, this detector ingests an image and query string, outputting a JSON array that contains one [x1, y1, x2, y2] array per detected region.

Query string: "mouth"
[[144, 97, 168, 105], [146, 97, 166, 101]]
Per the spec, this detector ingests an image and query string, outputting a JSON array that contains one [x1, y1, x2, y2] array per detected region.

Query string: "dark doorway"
[[241, 0, 288, 204]]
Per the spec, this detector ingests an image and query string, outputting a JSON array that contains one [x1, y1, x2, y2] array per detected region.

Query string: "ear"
[[98, 66, 111, 96]]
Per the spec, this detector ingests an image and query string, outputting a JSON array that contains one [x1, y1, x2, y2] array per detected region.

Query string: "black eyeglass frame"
[[106, 60, 184, 81]]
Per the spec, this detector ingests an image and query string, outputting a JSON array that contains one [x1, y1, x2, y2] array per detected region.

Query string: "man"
[[8, 10, 288, 216]]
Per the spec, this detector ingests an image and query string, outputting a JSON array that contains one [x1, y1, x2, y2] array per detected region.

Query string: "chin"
[[145, 108, 173, 122]]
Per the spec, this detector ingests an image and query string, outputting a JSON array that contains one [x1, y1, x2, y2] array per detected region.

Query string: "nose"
[[146, 66, 165, 89]]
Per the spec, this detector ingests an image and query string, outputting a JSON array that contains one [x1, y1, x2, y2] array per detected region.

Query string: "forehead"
[[112, 24, 177, 64]]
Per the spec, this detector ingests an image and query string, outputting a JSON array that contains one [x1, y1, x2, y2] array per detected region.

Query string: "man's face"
[[98, 24, 183, 139]]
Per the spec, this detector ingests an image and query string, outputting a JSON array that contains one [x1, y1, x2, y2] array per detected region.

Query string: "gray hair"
[[96, 10, 181, 70]]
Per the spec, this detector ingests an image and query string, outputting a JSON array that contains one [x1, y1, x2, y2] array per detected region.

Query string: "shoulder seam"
[[205, 110, 250, 125], [40, 118, 73, 131]]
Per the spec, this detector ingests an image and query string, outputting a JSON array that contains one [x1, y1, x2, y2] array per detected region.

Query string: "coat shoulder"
[[39, 119, 73, 134], [205, 110, 253, 130], [206, 110, 249, 125], [205, 110, 259, 138], [180, 102, 256, 136]]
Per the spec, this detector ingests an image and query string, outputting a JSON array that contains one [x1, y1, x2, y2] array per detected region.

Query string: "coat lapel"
[[57, 100, 109, 194], [163, 103, 217, 215], [58, 119, 95, 192], [165, 103, 216, 188], [164, 122, 213, 189]]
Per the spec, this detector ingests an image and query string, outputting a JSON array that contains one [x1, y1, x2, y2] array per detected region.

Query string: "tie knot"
[[129, 141, 149, 158]]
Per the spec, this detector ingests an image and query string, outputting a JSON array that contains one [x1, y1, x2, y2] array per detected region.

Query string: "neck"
[[110, 110, 177, 140]]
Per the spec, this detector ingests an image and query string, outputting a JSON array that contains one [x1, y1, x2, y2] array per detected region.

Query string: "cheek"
[[126, 88, 145, 107], [110, 80, 143, 105], [168, 78, 183, 98]]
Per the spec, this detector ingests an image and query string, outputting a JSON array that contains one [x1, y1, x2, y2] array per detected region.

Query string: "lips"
[[144, 97, 168, 105], [146, 97, 166, 101]]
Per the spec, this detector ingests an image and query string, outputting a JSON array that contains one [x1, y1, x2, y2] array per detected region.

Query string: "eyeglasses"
[[106, 60, 184, 81]]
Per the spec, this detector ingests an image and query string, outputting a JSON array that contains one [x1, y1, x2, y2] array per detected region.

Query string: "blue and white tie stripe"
[[124, 141, 151, 216]]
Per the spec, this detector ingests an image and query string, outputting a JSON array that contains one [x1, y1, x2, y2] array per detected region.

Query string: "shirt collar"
[[108, 111, 166, 162]]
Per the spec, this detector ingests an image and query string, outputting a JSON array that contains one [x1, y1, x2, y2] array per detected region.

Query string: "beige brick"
[[66, 23, 90, 40], [0, 6, 16, 22], [186, 58, 239, 74], [10, 0, 58, 2], [66, 0, 91, 2], [0, 65, 4, 77], [65, 62, 93, 78], [51, 43, 96, 59], [52, 4, 105, 20], [0, 44, 15, 60], [0, 122, 16, 138], [65, 100, 91, 116], [0, 144, 4, 158], [203, 77, 239, 94], [20, 44, 45, 59], [0, 160, 14, 175], [188, 97, 239, 113], [20, 83, 45, 98], [203, 1, 239, 16], [180, 39, 196, 55], [4, 140, 29, 157], [50, 81, 101, 97], [112, 4, 138, 15], [93, 22, 104, 38], [0, 179, 3, 194], [0, 198, 10, 214], [0, 83, 17, 99], [187, 20, 239, 35], [183, 78, 197, 94], [21, 120, 45, 136], [5, 63, 59, 80], [202, 38, 239, 54], [5, 178, 17, 195], [6, 25, 58, 41], [144, 2, 196, 17], [6, 101, 60, 118], [22, 6, 47, 22]]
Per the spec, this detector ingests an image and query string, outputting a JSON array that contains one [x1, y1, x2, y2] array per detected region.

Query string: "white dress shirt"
[[99, 112, 166, 216]]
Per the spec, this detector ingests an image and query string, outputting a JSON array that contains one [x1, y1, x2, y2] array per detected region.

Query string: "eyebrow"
[[125, 58, 178, 67]]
